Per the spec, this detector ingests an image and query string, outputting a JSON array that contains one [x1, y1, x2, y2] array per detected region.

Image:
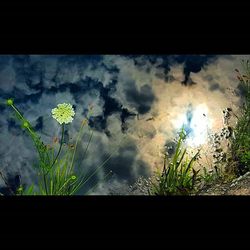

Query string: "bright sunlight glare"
[[173, 104, 213, 148]]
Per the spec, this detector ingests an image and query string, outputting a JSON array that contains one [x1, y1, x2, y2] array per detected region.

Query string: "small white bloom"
[[51, 103, 75, 124]]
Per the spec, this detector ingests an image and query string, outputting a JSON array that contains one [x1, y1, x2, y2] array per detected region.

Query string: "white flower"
[[51, 103, 75, 124]]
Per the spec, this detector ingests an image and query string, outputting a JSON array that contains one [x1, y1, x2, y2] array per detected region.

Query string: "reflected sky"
[[0, 55, 247, 194]]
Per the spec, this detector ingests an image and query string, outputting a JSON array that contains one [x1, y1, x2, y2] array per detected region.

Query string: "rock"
[[230, 183, 236, 187], [243, 172, 250, 178], [232, 178, 238, 183], [237, 176, 243, 181]]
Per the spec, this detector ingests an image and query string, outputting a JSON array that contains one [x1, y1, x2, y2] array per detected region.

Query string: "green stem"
[[10, 104, 24, 122], [68, 120, 86, 175], [10, 103, 52, 181], [81, 129, 93, 163], [11, 103, 43, 155], [57, 177, 74, 194], [42, 170, 48, 195], [50, 124, 65, 169], [84, 170, 113, 195], [70, 153, 113, 195]]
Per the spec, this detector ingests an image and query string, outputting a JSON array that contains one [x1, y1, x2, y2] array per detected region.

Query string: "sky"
[[0, 55, 248, 194]]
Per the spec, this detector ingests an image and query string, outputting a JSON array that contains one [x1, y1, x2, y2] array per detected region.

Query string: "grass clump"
[[199, 167, 220, 185], [197, 165, 231, 191], [149, 129, 200, 195]]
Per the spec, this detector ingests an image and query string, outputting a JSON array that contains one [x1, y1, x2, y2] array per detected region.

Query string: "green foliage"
[[231, 60, 250, 174], [199, 167, 217, 184], [5, 101, 110, 195], [149, 129, 200, 195], [198, 165, 224, 187]]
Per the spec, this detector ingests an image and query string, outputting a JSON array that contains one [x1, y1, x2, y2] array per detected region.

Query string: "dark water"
[[0, 55, 219, 194]]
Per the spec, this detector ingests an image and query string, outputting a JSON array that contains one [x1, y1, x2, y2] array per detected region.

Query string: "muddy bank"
[[198, 172, 250, 195]]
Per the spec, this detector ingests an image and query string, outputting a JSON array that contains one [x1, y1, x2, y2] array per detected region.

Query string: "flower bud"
[[23, 121, 30, 128], [6, 98, 14, 106]]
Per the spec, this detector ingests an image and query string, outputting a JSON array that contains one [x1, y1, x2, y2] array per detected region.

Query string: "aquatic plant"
[[149, 128, 200, 195], [5, 100, 111, 195]]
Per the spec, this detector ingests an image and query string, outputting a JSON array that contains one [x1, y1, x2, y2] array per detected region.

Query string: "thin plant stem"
[[70, 153, 113, 195], [50, 123, 65, 169], [10, 104, 24, 121], [81, 129, 93, 163], [42, 169, 48, 195], [68, 119, 87, 176], [84, 170, 113, 195]]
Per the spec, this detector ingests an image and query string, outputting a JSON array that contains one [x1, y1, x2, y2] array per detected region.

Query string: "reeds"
[[149, 128, 200, 195]]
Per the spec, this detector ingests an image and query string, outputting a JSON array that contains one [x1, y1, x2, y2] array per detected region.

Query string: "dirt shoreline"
[[198, 172, 250, 195]]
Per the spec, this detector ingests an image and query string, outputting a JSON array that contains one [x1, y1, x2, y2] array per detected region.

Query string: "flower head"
[[51, 103, 75, 124]]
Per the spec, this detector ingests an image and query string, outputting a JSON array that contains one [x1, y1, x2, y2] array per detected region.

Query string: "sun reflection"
[[173, 104, 213, 148]]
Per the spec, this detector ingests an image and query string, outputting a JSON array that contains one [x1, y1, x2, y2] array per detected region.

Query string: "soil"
[[197, 172, 250, 195]]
